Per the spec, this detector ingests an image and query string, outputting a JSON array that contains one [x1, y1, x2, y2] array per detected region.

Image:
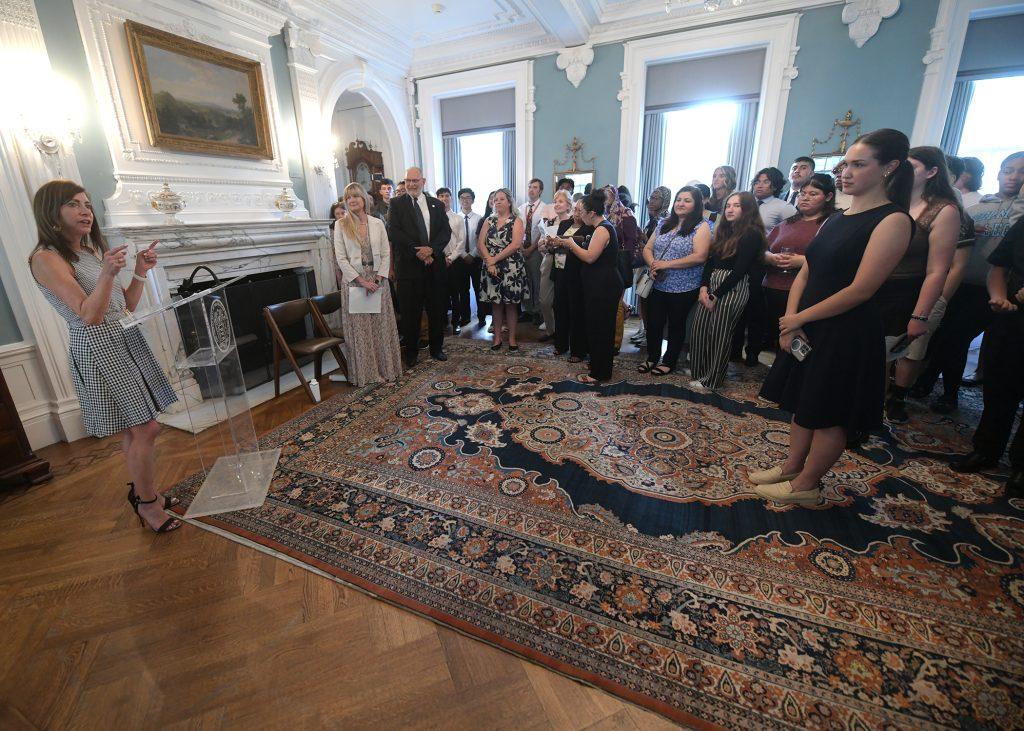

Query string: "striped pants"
[[690, 269, 749, 389]]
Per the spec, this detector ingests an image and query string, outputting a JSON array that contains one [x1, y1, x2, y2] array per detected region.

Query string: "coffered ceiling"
[[285, 0, 836, 76]]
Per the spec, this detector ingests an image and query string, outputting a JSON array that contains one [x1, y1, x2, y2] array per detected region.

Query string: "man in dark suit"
[[388, 166, 452, 366]]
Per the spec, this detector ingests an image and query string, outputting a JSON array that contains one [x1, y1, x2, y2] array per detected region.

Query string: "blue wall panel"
[[532, 43, 624, 196], [777, 2, 938, 167]]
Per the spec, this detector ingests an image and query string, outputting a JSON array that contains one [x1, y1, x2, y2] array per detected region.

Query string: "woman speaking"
[[30, 180, 181, 533]]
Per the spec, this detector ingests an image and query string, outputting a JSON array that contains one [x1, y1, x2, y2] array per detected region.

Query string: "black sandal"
[[128, 482, 178, 510], [128, 489, 182, 534], [567, 356, 583, 363], [509, 344, 519, 352], [490, 341, 504, 351], [638, 361, 655, 374], [651, 365, 674, 376]]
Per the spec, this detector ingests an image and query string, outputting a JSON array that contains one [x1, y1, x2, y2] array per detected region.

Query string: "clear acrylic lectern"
[[121, 275, 280, 519]]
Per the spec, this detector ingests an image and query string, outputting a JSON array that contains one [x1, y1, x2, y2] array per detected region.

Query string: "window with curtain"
[[457, 130, 506, 215], [943, 14, 1024, 193], [639, 49, 763, 213], [438, 89, 515, 213], [953, 75, 1024, 194]]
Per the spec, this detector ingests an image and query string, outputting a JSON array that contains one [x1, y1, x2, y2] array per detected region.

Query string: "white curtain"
[[940, 79, 975, 155], [442, 135, 462, 195], [638, 111, 666, 230], [502, 128, 516, 200], [727, 99, 758, 190]]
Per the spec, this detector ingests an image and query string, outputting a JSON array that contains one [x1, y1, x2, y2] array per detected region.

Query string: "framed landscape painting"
[[125, 21, 274, 159]]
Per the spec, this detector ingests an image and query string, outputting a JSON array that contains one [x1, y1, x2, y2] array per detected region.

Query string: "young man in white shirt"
[[751, 167, 797, 232], [783, 156, 815, 205], [456, 188, 486, 328], [518, 178, 554, 325], [437, 187, 472, 335]]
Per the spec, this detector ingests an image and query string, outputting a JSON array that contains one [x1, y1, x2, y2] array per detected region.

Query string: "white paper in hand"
[[545, 223, 560, 237], [348, 286, 382, 314]]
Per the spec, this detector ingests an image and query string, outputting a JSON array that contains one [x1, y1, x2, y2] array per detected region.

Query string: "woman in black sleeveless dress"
[[755, 129, 915, 505], [551, 200, 594, 359], [554, 191, 625, 383]]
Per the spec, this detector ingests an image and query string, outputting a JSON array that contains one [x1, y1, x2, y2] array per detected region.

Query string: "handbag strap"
[[650, 220, 679, 263], [184, 265, 220, 287]]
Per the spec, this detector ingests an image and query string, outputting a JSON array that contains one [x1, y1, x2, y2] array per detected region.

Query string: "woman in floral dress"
[[477, 188, 529, 350]]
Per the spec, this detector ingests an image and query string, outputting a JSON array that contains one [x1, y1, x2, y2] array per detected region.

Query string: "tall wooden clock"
[[345, 140, 384, 189]]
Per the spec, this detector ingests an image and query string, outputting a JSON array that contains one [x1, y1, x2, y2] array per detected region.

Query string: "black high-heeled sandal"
[[638, 361, 655, 374], [127, 490, 181, 533], [128, 482, 178, 510]]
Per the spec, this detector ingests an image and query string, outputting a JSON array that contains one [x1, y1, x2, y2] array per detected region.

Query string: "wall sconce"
[[8, 63, 85, 177]]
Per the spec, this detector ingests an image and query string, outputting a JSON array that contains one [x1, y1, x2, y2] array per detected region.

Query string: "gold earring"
[[53, 223, 62, 232]]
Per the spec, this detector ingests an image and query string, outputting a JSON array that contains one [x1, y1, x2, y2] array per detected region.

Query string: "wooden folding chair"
[[309, 291, 344, 340], [263, 299, 345, 403]]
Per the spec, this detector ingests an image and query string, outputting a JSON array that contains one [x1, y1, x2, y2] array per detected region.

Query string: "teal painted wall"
[[533, 43, 624, 194], [530, 3, 938, 194], [35, 0, 117, 221], [0, 276, 23, 346], [778, 1, 939, 167], [268, 32, 309, 207]]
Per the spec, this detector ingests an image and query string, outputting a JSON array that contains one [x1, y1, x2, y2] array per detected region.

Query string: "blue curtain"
[[502, 128, 516, 200], [443, 135, 462, 195], [638, 111, 665, 230], [727, 99, 759, 191], [940, 79, 974, 154]]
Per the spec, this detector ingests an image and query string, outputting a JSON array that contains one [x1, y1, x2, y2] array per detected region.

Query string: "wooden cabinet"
[[0, 369, 51, 487]]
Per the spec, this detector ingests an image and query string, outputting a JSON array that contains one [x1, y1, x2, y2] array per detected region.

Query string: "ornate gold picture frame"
[[125, 20, 274, 159]]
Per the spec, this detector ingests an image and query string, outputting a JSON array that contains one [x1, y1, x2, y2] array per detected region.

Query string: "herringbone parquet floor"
[[0, 324, 678, 730]]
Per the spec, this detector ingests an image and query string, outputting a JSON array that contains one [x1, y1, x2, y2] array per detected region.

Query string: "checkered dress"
[[35, 251, 177, 438]]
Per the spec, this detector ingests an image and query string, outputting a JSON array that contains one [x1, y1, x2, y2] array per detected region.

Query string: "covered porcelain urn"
[[149, 182, 185, 225]]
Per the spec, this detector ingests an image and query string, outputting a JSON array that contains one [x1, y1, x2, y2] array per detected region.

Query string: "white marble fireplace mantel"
[[104, 219, 335, 289]]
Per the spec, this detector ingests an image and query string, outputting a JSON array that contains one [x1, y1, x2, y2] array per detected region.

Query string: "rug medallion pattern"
[[171, 341, 1023, 729]]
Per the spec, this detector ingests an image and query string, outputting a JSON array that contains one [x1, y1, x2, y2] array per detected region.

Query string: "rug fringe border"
[[180, 512, 726, 731]]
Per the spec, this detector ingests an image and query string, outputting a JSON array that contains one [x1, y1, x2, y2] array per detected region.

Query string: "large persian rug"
[[170, 340, 1023, 729]]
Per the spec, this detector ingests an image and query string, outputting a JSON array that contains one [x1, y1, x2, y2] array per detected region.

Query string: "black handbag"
[[176, 265, 221, 298]]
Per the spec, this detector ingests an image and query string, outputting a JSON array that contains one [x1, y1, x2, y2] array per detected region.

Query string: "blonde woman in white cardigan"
[[334, 182, 403, 385]]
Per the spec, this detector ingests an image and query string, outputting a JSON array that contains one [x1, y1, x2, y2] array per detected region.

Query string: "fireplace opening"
[[180, 267, 320, 395]]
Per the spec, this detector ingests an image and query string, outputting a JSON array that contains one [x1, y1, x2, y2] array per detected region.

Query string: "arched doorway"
[[319, 64, 414, 209], [331, 90, 393, 196]]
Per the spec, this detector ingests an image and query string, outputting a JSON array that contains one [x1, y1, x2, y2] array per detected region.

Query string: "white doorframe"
[[617, 14, 801, 196], [911, 0, 1024, 145], [415, 61, 533, 198]]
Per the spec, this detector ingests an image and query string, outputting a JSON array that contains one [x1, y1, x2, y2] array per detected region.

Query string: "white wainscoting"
[[0, 341, 88, 449]]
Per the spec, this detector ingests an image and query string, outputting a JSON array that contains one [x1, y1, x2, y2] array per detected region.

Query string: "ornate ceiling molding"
[[841, 0, 899, 48], [555, 43, 595, 88]]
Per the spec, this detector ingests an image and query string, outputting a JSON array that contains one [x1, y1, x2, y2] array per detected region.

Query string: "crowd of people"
[[332, 136, 1023, 504], [24, 128, 1023, 533]]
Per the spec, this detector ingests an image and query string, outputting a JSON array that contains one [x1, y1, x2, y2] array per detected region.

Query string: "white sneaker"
[[688, 379, 708, 393], [538, 323, 547, 331]]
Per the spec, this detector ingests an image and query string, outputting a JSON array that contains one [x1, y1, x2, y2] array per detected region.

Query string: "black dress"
[[760, 203, 912, 431], [581, 221, 625, 381], [554, 220, 593, 357]]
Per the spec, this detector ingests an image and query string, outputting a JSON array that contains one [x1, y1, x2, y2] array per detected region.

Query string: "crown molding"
[[409, 0, 840, 80]]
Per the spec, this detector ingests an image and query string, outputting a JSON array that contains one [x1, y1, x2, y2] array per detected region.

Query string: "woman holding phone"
[[551, 191, 624, 383], [30, 180, 180, 533], [755, 130, 914, 505]]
